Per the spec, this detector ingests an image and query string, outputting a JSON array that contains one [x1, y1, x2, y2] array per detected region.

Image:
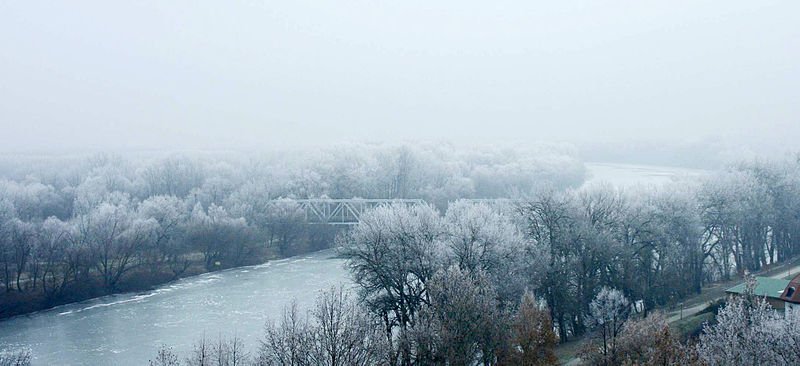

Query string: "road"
[[666, 261, 800, 323]]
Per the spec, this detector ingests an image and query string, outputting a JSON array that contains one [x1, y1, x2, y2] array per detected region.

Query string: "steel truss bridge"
[[294, 199, 425, 225], [277, 198, 521, 225]]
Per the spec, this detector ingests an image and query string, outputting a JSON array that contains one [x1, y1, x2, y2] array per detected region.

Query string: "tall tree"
[[340, 203, 444, 365]]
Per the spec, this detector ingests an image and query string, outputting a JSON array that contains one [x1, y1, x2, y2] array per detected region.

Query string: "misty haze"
[[1, 1, 799, 366]]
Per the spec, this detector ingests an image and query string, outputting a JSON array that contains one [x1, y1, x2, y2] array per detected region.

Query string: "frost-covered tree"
[[224, 181, 276, 229], [138, 195, 188, 275], [408, 266, 503, 366], [36, 217, 73, 298], [185, 203, 253, 269], [0, 348, 31, 366], [340, 203, 445, 365], [444, 201, 544, 306], [582, 287, 631, 366], [74, 202, 154, 290], [0, 180, 65, 221], [142, 157, 205, 198], [8, 219, 36, 292], [518, 189, 577, 340], [697, 277, 800, 366]]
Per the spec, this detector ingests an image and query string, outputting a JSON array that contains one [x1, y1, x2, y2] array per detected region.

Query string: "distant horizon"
[[0, 137, 793, 171]]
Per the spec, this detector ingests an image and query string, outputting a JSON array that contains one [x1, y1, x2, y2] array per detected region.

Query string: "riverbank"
[[0, 250, 349, 366], [0, 246, 309, 321]]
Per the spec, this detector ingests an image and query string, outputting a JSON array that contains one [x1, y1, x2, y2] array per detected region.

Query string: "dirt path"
[[767, 263, 800, 279], [667, 302, 710, 323]]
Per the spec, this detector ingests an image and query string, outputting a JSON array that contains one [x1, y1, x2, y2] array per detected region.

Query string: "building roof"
[[780, 273, 800, 304], [725, 277, 790, 300]]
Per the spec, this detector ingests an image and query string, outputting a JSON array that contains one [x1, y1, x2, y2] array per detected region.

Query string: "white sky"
[[1, 1, 798, 152]]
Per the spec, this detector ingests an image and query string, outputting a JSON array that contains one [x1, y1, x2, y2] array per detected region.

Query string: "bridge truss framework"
[[293, 199, 427, 225]]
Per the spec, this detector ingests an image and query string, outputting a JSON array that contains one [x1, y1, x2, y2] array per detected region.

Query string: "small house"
[[780, 274, 800, 315], [725, 276, 791, 310]]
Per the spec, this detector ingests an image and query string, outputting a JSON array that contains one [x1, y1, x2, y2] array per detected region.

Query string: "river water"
[[0, 162, 707, 365], [583, 162, 706, 188], [0, 250, 349, 365]]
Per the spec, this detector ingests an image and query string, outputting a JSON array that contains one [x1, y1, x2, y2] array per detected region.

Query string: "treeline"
[[0, 143, 583, 317], [0, 187, 337, 318], [0, 143, 584, 210], [338, 154, 800, 347], [145, 154, 800, 365], [522, 155, 800, 341], [146, 149, 800, 365]]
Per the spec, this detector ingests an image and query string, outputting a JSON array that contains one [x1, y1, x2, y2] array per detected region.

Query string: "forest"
[[0, 143, 584, 318], [3, 146, 800, 365], [130, 152, 800, 366]]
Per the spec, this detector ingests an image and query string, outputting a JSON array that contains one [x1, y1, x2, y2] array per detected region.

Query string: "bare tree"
[[8, 219, 35, 292], [185, 337, 211, 366], [37, 217, 73, 299], [76, 202, 152, 290], [257, 301, 312, 366], [308, 287, 387, 366], [149, 345, 180, 366], [209, 336, 249, 366]]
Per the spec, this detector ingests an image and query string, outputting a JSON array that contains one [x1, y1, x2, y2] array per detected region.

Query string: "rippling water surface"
[[0, 250, 348, 365]]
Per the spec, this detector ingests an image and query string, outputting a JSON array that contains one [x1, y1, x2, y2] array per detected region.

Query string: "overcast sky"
[[1, 1, 798, 152]]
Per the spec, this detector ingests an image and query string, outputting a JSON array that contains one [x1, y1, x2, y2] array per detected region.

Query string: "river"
[[583, 162, 707, 188], [0, 250, 349, 365], [0, 162, 707, 365]]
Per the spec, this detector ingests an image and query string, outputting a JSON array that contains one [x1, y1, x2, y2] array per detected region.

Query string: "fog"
[[2, 1, 798, 154], [4, 3, 800, 364]]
